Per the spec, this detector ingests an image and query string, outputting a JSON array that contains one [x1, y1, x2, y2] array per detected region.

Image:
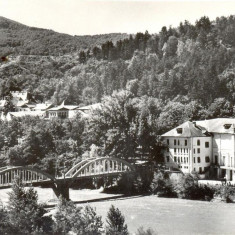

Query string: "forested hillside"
[[0, 16, 128, 56], [1, 15, 235, 109]]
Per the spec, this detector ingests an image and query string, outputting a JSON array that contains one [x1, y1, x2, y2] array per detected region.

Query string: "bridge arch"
[[0, 166, 56, 186], [67, 157, 135, 179]]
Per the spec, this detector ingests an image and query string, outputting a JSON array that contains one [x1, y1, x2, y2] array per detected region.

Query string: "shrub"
[[106, 205, 129, 235], [214, 185, 235, 203], [136, 227, 157, 235], [174, 174, 215, 200], [150, 171, 176, 197], [133, 166, 154, 194]]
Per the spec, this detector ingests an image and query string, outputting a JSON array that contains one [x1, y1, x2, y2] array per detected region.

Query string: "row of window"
[[193, 156, 210, 163], [174, 156, 189, 163], [166, 156, 189, 163], [179, 166, 188, 169], [173, 148, 189, 154], [194, 148, 201, 154], [194, 167, 208, 174], [167, 139, 209, 148], [170, 139, 188, 146], [166, 156, 210, 163]]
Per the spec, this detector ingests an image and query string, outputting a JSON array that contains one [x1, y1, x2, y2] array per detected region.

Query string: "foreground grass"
[[87, 195, 235, 235]]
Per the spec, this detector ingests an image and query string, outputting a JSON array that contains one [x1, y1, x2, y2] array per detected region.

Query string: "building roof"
[[196, 118, 235, 134], [48, 104, 78, 111], [77, 103, 101, 111], [162, 121, 210, 137], [34, 103, 53, 111], [9, 111, 46, 118]]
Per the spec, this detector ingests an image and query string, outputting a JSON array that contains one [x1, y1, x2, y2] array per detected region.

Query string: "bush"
[[117, 173, 136, 195], [136, 227, 157, 235], [133, 166, 154, 194], [150, 171, 176, 197], [214, 185, 235, 203], [174, 174, 215, 200]]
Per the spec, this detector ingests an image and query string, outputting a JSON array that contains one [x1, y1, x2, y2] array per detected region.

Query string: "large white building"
[[162, 118, 235, 182]]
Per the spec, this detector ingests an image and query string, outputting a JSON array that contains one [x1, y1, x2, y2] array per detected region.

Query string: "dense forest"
[[1, 15, 235, 108]]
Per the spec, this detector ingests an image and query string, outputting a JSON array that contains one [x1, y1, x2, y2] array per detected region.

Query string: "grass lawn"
[[1, 187, 235, 234], [85, 195, 235, 235]]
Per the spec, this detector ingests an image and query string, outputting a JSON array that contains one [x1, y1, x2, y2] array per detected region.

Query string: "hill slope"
[[0, 16, 129, 56], [1, 15, 235, 111]]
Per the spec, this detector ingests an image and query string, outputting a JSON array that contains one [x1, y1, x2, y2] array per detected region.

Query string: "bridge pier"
[[52, 181, 70, 201]]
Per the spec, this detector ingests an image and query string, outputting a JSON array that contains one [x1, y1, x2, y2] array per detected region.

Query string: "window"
[[185, 140, 187, 146], [174, 148, 176, 153], [178, 140, 180, 145], [194, 168, 196, 172], [205, 156, 210, 163], [197, 148, 200, 154], [174, 139, 176, 145], [184, 157, 186, 163], [181, 157, 183, 162], [199, 167, 202, 174], [194, 157, 195, 163], [176, 128, 183, 134], [167, 139, 169, 145], [205, 142, 209, 148], [197, 140, 200, 146], [174, 156, 177, 162], [215, 155, 218, 165], [166, 156, 170, 162], [224, 124, 231, 129], [198, 157, 201, 163], [186, 157, 188, 163]]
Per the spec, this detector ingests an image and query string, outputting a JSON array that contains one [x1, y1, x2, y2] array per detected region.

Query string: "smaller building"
[[48, 102, 78, 119]]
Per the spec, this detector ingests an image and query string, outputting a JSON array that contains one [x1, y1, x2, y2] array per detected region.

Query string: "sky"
[[0, 0, 235, 35]]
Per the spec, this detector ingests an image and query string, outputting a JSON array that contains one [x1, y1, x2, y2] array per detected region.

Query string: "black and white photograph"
[[0, 0, 235, 234]]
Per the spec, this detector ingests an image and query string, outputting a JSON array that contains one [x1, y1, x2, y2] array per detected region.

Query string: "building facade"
[[162, 118, 235, 181]]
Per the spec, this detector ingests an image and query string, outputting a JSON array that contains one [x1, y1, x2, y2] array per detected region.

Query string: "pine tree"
[[106, 205, 129, 235], [7, 177, 53, 234]]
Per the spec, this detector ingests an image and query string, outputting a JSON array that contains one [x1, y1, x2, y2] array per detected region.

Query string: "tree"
[[53, 198, 103, 234], [106, 205, 129, 235], [7, 177, 53, 234], [79, 50, 87, 64], [2, 95, 15, 115]]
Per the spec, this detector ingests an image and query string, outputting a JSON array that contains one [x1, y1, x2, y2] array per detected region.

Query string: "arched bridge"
[[65, 157, 135, 179], [0, 157, 135, 199]]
